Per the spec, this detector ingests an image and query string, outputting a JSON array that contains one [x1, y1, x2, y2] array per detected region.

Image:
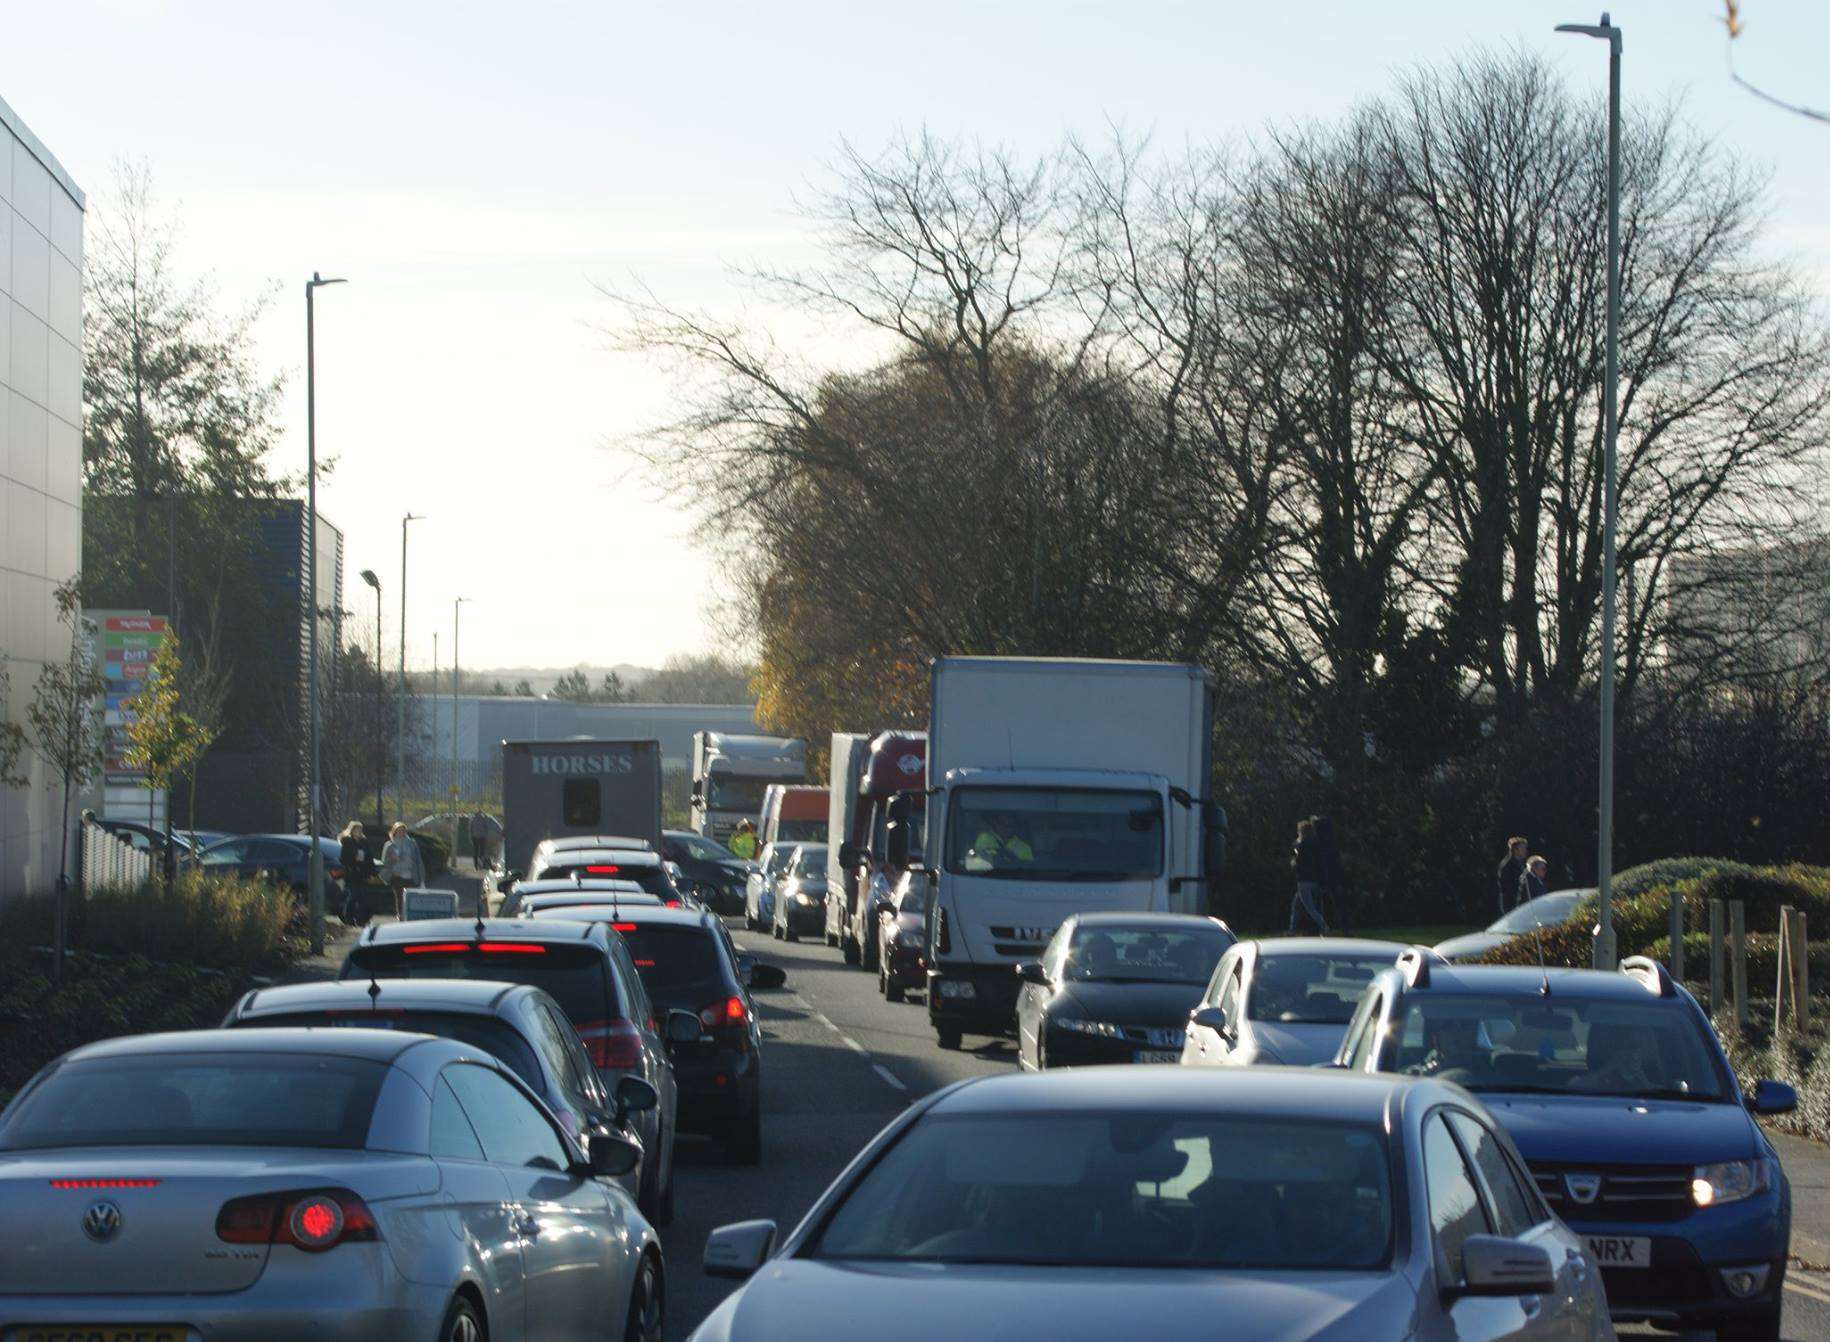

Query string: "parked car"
[[694, 1066, 1611, 1342], [92, 818, 198, 866], [1434, 889, 1592, 962], [197, 833, 343, 901], [221, 978, 662, 1207], [772, 843, 828, 942], [1014, 912, 1236, 1070], [175, 827, 232, 851], [544, 904, 785, 1164], [744, 842, 794, 931], [338, 917, 692, 1225], [1336, 951, 1796, 1340], [658, 829, 752, 915], [1180, 937, 1412, 1068], [875, 873, 928, 1003], [0, 1028, 664, 1342]]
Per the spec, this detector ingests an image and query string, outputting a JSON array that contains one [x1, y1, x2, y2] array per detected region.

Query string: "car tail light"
[[216, 1189, 378, 1251], [700, 996, 746, 1028], [50, 1178, 161, 1189], [403, 943, 472, 955], [585, 865, 622, 875], [663, 898, 681, 908], [475, 942, 546, 954], [611, 922, 639, 932], [578, 1018, 643, 1069]]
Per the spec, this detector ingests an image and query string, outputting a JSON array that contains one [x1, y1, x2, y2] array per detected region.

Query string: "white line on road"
[[872, 1063, 907, 1091], [1787, 1273, 1830, 1307], [839, 1035, 869, 1055], [790, 991, 905, 1094]]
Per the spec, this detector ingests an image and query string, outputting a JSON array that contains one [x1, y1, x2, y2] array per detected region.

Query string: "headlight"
[[793, 892, 817, 906], [1054, 1018, 1123, 1038], [1692, 1157, 1777, 1207]]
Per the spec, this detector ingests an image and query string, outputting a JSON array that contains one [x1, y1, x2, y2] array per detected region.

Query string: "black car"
[[659, 829, 752, 915], [197, 833, 343, 900], [337, 917, 698, 1224], [538, 904, 786, 1164], [1015, 912, 1236, 1071]]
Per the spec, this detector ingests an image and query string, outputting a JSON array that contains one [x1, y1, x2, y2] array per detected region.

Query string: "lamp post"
[[452, 597, 470, 830], [1556, 12, 1622, 970], [359, 569, 383, 834], [304, 270, 346, 956], [397, 512, 422, 826]]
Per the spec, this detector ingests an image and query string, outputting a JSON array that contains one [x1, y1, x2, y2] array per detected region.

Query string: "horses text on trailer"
[[889, 658, 1225, 1051], [836, 731, 927, 966], [690, 732, 807, 840], [498, 738, 664, 878]]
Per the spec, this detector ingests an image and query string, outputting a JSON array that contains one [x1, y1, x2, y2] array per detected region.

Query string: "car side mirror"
[[1015, 961, 1050, 986], [704, 1219, 777, 1280], [613, 1075, 659, 1123], [1748, 1078, 1797, 1115], [665, 1009, 704, 1045], [749, 962, 787, 990], [1190, 1005, 1230, 1039], [885, 819, 910, 871], [586, 1129, 642, 1179], [1451, 1235, 1555, 1298]]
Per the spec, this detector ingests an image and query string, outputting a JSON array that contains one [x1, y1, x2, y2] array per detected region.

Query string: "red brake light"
[[611, 922, 638, 932], [577, 1018, 643, 1069], [664, 898, 681, 908], [402, 943, 471, 955], [217, 1189, 378, 1251], [50, 1178, 161, 1189], [700, 996, 747, 1028], [585, 865, 622, 875], [475, 942, 546, 954]]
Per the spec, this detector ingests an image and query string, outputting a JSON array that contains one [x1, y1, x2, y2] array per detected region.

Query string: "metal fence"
[[80, 824, 152, 892]]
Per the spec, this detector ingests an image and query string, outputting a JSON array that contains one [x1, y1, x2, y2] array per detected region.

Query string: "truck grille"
[[1529, 1162, 1694, 1223]]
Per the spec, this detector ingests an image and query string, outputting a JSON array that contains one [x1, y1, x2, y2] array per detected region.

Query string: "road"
[[656, 918, 1830, 1341]]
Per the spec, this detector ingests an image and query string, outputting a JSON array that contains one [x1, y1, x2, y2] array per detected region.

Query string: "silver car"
[[1434, 890, 1589, 963], [1181, 937, 1411, 1067], [695, 1067, 1612, 1342], [744, 842, 793, 931], [0, 1028, 665, 1342]]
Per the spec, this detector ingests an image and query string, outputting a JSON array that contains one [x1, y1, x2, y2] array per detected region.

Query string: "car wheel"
[[841, 932, 860, 965], [861, 934, 878, 972], [825, 926, 838, 947], [725, 1105, 762, 1165], [771, 920, 782, 940], [1718, 1310, 1781, 1342], [885, 963, 905, 1003], [440, 1295, 485, 1342], [936, 1026, 963, 1050], [623, 1254, 664, 1342]]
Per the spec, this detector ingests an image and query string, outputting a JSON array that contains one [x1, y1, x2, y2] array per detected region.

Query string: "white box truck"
[[889, 657, 1225, 1050], [690, 732, 807, 840], [498, 738, 664, 879], [824, 733, 873, 951]]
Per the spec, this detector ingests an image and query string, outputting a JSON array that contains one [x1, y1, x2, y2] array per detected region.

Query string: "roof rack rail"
[[1398, 945, 1437, 989], [1619, 955, 1676, 997]]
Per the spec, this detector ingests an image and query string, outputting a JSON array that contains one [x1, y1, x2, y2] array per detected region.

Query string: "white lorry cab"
[[689, 732, 806, 841], [889, 658, 1226, 1051]]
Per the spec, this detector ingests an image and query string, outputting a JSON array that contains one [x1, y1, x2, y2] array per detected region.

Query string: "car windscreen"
[[1063, 925, 1231, 985], [708, 776, 771, 811], [814, 1112, 1392, 1270], [776, 818, 824, 842], [1489, 891, 1583, 935], [538, 861, 671, 897], [946, 787, 1163, 881], [612, 925, 727, 995], [344, 943, 617, 1025], [1248, 954, 1395, 1025], [0, 1053, 388, 1151], [230, 1011, 545, 1095], [1389, 994, 1730, 1100], [792, 847, 829, 877]]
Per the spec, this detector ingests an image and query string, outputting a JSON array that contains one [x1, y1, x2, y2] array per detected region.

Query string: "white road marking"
[[1787, 1273, 1830, 1306], [789, 991, 905, 1093], [840, 1035, 869, 1055], [872, 1063, 907, 1091]]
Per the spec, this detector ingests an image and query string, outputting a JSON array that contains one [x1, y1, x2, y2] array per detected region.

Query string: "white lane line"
[[839, 1035, 869, 1055], [811, 1012, 836, 1030], [1787, 1274, 1830, 1306], [792, 992, 905, 1095], [872, 1063, 907, 1092]]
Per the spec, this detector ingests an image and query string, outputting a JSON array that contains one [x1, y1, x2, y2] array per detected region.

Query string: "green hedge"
[[1718, 1019, 1830, 1144], [411, 830, 451, 879], [0, 872, 302, 971]]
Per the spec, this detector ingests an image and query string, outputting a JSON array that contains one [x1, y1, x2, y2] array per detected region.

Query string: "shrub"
[[412, 830, 450, 878], [1642, 931, 1830, 994], [1716, 1019, 1830, 1144], [0, 871, 301, 972]]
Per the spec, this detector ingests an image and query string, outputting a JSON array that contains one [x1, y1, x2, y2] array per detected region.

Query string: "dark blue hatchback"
[[1336, 952, 1797, 1341]]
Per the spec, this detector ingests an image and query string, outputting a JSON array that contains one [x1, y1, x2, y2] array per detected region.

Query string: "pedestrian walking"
[[729, 819, 759, 862], [378, 822, 425, 920], [1518, 854, 1550, 908], [337, 821, 375, 924], [1289, 818, 1328, 935], [1311, 815, 1343, 928], [1496, 836, 1528, 917]]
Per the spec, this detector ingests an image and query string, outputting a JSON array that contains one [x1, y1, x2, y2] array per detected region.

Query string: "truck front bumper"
[[927, 964, 1020, 1036]]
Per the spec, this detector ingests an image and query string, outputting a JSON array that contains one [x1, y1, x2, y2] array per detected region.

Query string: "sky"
[[3, 0, 1827, 673]]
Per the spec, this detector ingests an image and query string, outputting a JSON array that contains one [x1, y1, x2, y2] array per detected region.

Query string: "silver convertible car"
[[693, 1067, 1613, 1342], [0, 1028, 665, 1342]]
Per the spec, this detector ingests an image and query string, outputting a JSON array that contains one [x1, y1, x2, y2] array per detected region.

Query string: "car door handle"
[[511, 1211, 541, 1238]]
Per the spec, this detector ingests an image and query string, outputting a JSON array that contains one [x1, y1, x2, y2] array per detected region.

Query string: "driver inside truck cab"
[[971, 811, 1034, 869]]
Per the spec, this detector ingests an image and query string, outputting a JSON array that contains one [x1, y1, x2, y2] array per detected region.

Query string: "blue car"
[[1336, 950, 1796, 1341]]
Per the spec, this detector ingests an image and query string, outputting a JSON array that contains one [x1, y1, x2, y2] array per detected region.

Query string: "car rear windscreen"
[[540, 862, 671, 897], [615, 925, 726, 994], [0, 1054, 388, 1150], [233, 1011, 544, 1095], [345, 943, 617, 1025]]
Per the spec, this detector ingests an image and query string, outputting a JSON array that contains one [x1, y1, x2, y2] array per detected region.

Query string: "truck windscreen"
[[707, 776, 772, 811], [946, 788, 1163, 881]]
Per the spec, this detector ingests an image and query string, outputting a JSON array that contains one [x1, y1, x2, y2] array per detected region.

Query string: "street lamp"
[[452, 596, 471, 829], [1556, 12, 1622, 970], [305, 270, 346, 956], [359, 569, 383, 835], [397, 512, 422, 826]]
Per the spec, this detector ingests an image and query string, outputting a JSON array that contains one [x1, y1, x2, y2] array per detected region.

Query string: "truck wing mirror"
[[838, 841, 865, 869], [885, 819, 910, 871]]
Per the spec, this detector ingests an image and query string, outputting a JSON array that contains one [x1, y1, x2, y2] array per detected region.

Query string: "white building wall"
[[0, 94, 83, 900]]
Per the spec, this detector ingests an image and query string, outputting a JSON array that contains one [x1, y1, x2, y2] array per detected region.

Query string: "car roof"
[[520, 891, 662, 909], [538, 835, 652, 852], [930, 1065, 1447, 1124], [1252, 937, 1410, 959], [510, 878, 645, 895], [1386, 962, 1672, 1002], [1069, 911, 1233, 932], [569, 905, 715, 930], [234, 979, 531, 1016], [60, 1026, 439, 1065], [359, 917, 605, 946], [542, 848, 663, 867]]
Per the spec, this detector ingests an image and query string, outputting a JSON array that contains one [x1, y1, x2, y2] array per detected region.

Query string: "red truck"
[[826, 731, 926, 968]]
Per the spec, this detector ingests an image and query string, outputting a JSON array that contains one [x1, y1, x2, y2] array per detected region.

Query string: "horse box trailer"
[[499, 738, 664, 878]]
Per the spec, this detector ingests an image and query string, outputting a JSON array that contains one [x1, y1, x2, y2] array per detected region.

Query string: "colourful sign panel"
[[96, 613, 170, 785]]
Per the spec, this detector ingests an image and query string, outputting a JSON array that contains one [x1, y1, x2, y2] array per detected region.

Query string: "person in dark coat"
[[1311, 815, 1342, 924], [1518, 854, 1550, 907], [1496, 837, 1528, 917], [337, 821, 375, 924], [1289, 819, 1327, 934]]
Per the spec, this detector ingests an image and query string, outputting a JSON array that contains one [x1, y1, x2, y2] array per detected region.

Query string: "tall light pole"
[[452, 596, 471, 825], [359, 569, 383, 835], [305, 271, 346, 955], [397, 512, 422, 825], [1557, 12, 1622, 970]]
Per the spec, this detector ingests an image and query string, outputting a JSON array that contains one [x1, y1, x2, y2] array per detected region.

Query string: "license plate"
[[1585, 1235, 1651, 1268], [1134, 1050, 1182, 1064], [937, 980, 976, 999], [11, 1328, 188, 1342]]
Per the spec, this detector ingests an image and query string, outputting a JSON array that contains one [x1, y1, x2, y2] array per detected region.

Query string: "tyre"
[[771, 920, 783, 940], [1718, 1309, 1781, 1342], [936, 1026, 963, 1050], [825, 927, 838, 948], [725, 1105, 762, 1165], [783, 921, 798, 942], [842, 933, 860, 966], [885, 964, 905, 1003], [623, 1254, 664, 1342], [861, 934, 878, 972], [440, 1295, 485, 1342]]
